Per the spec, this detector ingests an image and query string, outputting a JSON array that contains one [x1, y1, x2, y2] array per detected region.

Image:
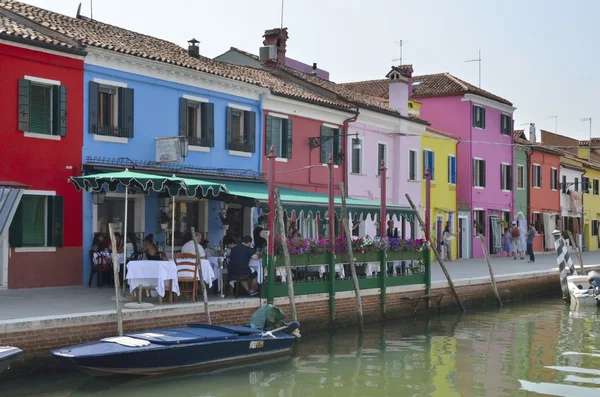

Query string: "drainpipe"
[[258, 93, 264, 175]]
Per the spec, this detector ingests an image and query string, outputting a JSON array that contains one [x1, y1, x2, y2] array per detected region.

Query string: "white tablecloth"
[[127, 260, 180, 297]]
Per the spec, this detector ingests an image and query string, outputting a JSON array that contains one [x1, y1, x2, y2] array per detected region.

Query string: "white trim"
[[92, 77, 128, 88], [408, 148, 419, 181], [0, 38, 84, 60], [461, 93, 516, 113], [228, 150, 252, 158], [228, 103, 252, 112], [15, 247, 57, 253], [24, 190, 56, 196], [355, 109, 402, 131], [516, 164, 525, 190], [183, 94, 209, 103], [189, 146, 210, 153], [85, 47, 266, 101], [474, 186, 484, 190], [23, 132, 61, 141], [473, 156, 483, 160], [275, 157, 288, 163], [24, 75, 61, 86], [473, 208, 484, 211], [267, 112, 289, 119], [502, 190, 511, 193], [93, 135, 129, 144], [501, 162, 510, 165], [322, 123, 340, 129]]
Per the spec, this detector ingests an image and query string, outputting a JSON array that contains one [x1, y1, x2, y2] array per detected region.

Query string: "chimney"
[[312, 63, 317, 76], [262, 28, 288, 67], [385, 65, 413, 117], [529, 123, 536, 143], [187, 38, 200, 59]]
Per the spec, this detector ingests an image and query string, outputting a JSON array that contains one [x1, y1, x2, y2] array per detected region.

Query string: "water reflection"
[[1, 298, 599, 396]]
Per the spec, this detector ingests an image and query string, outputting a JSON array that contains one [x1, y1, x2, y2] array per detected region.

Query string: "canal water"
[[1, 298, 599, 396]]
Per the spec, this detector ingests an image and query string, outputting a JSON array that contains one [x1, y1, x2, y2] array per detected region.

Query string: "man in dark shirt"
[[228, 235, 260, 296]]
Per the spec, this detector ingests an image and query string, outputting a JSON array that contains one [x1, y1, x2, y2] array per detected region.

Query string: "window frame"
[[583, 176, 591, 194], [501, 114, 512, 135], [408, 149, 417, 181], [473, 105, 486, 129], [550, 168, 558, 191], [517, 165, 525, 190], [19, 76, 66, 140], [423, 149, 435, 181], [448, 155, 457, 185], [594, 179, 599, 196], [351, 138, 362, 175], [377, 142, 387, 176], [320, 125, 342, 165], [10, 190, 60, 253], [29, 82, 53, 135], [501, 163, 512, 191], [473, 158, 486, 188], [532, 164, 541, 188], [473, 209, 485, 236]]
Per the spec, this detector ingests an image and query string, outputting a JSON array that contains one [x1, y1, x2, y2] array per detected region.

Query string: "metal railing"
[[93, 125, 130, 138]]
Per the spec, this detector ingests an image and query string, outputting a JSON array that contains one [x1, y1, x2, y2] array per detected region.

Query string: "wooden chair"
[[174, 253, 199, 302], [224, 257, 249, 299]]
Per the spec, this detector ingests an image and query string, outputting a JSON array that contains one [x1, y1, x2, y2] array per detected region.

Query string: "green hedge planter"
[[274, 253, 329, 267], [386, 250, 421, 261], [342, 251, 380, 263]]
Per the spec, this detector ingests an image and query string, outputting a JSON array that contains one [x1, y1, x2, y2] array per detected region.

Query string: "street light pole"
[[379, 160, 387, 238], [266, 146, 276, 304]]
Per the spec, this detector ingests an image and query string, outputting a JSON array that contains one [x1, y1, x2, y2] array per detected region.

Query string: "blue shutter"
[[423, 150, 429, 176], [452, 157, 457, 184]]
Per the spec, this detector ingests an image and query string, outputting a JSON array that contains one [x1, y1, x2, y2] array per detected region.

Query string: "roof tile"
[[0, 13, 73, 48], [425, 126, 460, 141]]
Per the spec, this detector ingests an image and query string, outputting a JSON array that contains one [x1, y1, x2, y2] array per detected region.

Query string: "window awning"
[[0, 182, 28, 237], [206, 180, 416, 220]]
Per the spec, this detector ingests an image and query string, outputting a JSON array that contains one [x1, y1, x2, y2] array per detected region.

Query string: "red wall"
[[529, 150, 561, 251], [0, 42, 84, 288], [261, 112, 344, 195]]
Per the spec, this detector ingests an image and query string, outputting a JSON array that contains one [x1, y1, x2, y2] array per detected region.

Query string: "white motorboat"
[[567, 271, 600, 307]]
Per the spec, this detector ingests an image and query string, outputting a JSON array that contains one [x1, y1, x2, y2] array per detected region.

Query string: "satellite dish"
[[76, 3, 82, 18]]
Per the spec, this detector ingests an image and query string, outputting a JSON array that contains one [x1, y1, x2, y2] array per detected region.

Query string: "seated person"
[[114, 233, 124, 253], [228, 235, 260, 297], [142, 234, 161, 260], [92, 233, 109, 251], [181, 232, 207, 259]]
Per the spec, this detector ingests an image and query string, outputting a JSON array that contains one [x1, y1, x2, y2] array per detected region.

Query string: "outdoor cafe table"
[[126, 260, 180, 304]]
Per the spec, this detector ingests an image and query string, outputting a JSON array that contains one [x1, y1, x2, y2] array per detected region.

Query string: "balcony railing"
[[93, 125, 130, 138]]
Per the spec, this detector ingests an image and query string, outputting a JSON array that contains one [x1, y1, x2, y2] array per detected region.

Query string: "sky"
[[17, 0, 600, 141]]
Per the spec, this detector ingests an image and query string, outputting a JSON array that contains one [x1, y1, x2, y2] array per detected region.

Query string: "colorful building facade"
[[0, 15, 86, 288]]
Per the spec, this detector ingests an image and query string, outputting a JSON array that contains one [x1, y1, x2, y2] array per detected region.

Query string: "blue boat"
[[0, 346, 22, 375], [51, 322, 300, 376]]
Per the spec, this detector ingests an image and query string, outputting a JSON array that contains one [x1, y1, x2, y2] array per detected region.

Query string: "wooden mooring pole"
[[190, 227, 211, 324], [274, 188, 298, 322], [478, 235, 502, 308], [108, 223, 124, 336], [405, 194, 466, 312], [340, 182, 364, 333]]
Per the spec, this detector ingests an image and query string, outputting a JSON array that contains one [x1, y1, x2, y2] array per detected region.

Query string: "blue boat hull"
[[0, 346, 22, 375], [52, 324, 298, 376]]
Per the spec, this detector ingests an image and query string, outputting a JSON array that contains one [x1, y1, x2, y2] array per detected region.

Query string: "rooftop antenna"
[[582, 117, 592, 143], [90, 0, 93, 20], [76, 2, 82, 18], [392, 40, 403, 65], [548, 115, 558, 134], [280, 0, 284, 30], [465, 49, 482, 87]]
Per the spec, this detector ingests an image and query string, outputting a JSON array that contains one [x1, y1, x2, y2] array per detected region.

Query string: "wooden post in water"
[[478, 235, 502, 307], [567, 230, 584, 274], [190, 227, 211, 324], [274, 188, 297, 322], [108, 223, 124, 336], [340, 182, 364, 333], [405, 194, 466, 312]]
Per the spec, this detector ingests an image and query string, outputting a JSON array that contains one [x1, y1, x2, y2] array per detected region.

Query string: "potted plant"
[[217, 212, 230, 231], [157, 210, 170, 230]]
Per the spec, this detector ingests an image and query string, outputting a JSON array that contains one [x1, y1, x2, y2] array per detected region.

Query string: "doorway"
[[489, 216, 501, 254], [458, 217, 466, 258]]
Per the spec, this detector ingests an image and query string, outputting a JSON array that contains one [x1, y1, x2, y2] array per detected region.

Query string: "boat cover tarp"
[[244, 304, 287, 331], [126, 328, 239, 346]]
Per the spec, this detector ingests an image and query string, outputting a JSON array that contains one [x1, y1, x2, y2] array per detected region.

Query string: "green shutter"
[[118, 87, 134, 138], [21, 196, 45, 247], [473, 159, 477, 186], [52, 85, 67, 136], [47, 196, 64, 247], [482, 108, 486, 129], [244, 110, 256, 153], [482, 161, 486, 187], [178, 97, 188, 138], [265, 115, 273, 154], [88, 81, 99, 134], [335, 129, 342, 165], [30, 84, 51, 135], [320, 125, 327, 163], [18, 79, 30, 132], [226, 107, 232, 150], [8, 201, 23, 248], [285, 118, 293, 158], [202, 102, 215, 147], [472, 106, 477, 127]]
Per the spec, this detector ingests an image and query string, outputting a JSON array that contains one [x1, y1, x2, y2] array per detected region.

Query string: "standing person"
[[510, 221, 524, 260], [386, 220, 399, 238], [503, 228, 512, 257], [442, 225, 455, 261], [526, 223, 536, 263], [253, 216, 267, 252]]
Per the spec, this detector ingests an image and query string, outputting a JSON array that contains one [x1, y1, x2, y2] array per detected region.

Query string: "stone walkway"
[[2, 250, 600, 322]]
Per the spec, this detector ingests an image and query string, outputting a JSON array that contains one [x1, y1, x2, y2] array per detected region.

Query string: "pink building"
[[411, 74, 516, 257]]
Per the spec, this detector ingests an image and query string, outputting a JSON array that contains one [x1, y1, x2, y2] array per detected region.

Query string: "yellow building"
[[577, 147, 600, 251], [421, 126, 459, 260]]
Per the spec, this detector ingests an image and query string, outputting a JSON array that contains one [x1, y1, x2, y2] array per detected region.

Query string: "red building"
[[0, 16, 86, 288]]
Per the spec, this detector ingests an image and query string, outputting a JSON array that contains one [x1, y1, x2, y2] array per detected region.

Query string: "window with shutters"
[[319, 125, 342, 165], [351, 139, 362, 174], [377, 143, 387, 176], [9, 194, 64, 250], [423, 149, 435, 180], [593, 220, 599, 236], [501, 114, 512, 135], [532, 212, 543, 234], [532, 164, 541, 188], [551, 168, 559, 191], [17, 78, 67, 137], [473, 158, 486, 187], [583, 176, 590, 194], [473, 105, 486, 129], [473, 210, 485, 236], [501, 163, 512, 191], [594, 179, 599, 196], [517, 165, 525, 189], [179, 98, 214, 148], [226, 107, 256, 153], [448, 155, 457, 184], [88, 81, 134, 138], [265, 115, 292, 159], [574, 177, 579, 192], [408, 150, 417, 181]]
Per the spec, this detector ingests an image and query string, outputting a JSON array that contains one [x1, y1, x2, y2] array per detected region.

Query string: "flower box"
[[275, 253, 329, 267], [386, 250, 419, 261], [342, 251, 380, 263]]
